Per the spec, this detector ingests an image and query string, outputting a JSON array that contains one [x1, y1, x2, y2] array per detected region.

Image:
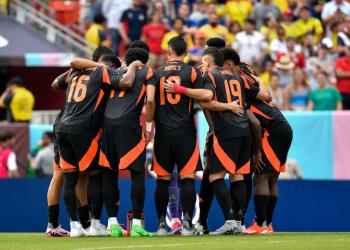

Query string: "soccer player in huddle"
[[47, 47, 119, 237], [52, 50, 141, 237]]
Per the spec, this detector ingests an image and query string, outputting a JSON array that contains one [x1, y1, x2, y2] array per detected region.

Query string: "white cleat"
[[235, 220, 245, 233], [210, 220, 239, 235], [70, 221, 88, 237], [156, 222, 168, 236], [46, 223, 70, 237], [87, 220, 109, 237], [181, 220, 200, 236]]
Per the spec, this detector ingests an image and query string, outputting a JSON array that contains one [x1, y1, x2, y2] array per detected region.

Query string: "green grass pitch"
[[1, 233, 350, 250]]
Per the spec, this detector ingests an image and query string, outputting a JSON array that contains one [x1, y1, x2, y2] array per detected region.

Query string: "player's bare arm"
[[163, 79, 213, 101], [51, 70, 71, 91], [70, 58, 104, 69], [145, 84, 156, 144], [251, 75, 272, 102], [247, 110, 264, 172], [118, 60, 144, 89], [199, 100, 244, 116]]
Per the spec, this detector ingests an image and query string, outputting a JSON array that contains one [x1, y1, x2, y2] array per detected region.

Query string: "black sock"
[[131, 171, 145, 219], [199, 169, 214, 226], [266, 196, 278, 225], [63, 172, 79, 221], [78, 205, 90, 229], [48, 204, 59, 228], [88, 173, 103, 219], [211, 178, 234, 221], [254, 195, 270, 227], [180, 178, 196, 225], [155, 179, 170, 222], [243, 172, 253, 225], [231, 180, 246, 221], [102, 168, 118, 218]]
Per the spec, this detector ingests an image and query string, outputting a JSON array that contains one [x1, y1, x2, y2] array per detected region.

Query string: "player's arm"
[[247, 110, 264, 173], [51, 70, 72, 91], [106, 61, 144, 90], [70, 58, 104, 69], [199, 100, 244, 116], [250, 75, 271, 102], [145, 84, 156, 144]]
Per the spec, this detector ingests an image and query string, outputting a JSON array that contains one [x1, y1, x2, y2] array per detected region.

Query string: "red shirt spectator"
[[141, 12, 168, 55], [335, 47, 350, 109]]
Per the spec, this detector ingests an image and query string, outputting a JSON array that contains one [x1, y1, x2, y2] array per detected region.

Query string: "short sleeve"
[[146, 69, 159, 87], [247, 82, 260, 100], [57, 69, 72, 89], [309, 90, 316, 103], [120, 10, 128, 22], [335, 58, 343, 70], [333, 87, 342, 101], [34, 151, 44, 170], [191, 67, 204, 89], [103, 67, 125, 90], [7, 152, 17, 171], [3, 92, 14, 106], [202, 72, 216, 93]]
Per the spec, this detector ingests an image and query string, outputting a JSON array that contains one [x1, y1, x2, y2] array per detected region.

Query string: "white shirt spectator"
[[321, 0, 350, 21], [33, 144, 54, 176], [233, 31, 267, 65], [102, 0, 131, 29], [7, 152, 17, 172], [270, 38, 287, 58]]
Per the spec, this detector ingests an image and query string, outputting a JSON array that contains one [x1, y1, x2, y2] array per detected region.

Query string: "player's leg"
[[153, 138, 173, 236], [196, 131, 214, 234], [209, 136, 236, 235], [266, 172, 279, 233], [168, 170, 182, 235], [76, 172, 90, 231]]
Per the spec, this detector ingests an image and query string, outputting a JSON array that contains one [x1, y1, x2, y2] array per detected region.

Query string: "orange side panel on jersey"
[[262, 130, 281, 172], [119, 136, 146, 170], [179, 140, 200, 176], [53, 162, 61, 171], [60, 157, 76, 170], [188, 98, 192, 113], [94, 89, 105, 112], [242, 75, 250, 89], [146, 68, 153, 80], [102, 67, 111, 85], [236, 160, 251, 174], [191, 67, 197, 83], [213, 135, 236, 174], [99, 150, 112, 169], [208, 72, 216, 86], [78, 129, 102, 171], [280, 163, 286, 172], [65, 69, 73, 83], [136, 85, 146, 106], [153, 155, 171, 176], [250, 105, 272, 120]]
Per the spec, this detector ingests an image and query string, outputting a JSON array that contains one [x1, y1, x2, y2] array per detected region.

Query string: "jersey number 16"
[[160, 76, 181, 106], [67, 75, 89, 103]]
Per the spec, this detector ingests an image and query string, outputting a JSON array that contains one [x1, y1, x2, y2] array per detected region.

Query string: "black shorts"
[[209, 134, 251, 175], [261, 124, 293, 173], [55, 130, 102, 172], [152, 135, 202, 177], [53, 133, 60, 171], [100, 126, 145, 172]]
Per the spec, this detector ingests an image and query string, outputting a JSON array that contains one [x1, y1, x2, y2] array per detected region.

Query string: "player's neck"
[[169, 56, 185, 62]]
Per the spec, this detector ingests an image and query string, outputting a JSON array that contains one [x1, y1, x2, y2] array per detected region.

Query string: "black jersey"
[[55, 66, 123, 138], [104, 66, 153, 128], [203, 67, 257, 139], [147, 60, 203, 138]]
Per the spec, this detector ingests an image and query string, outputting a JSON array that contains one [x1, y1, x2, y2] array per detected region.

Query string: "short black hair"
[[92, 46, 114, 62], [129, 40, 150, 53], [206, 38, 226, 49], [0, 131, 15, 142], [168, 36, 187, 56], [7, 76, 24, 87], [203, 48, 224, 67], [244, 18, 256, 26], [43, 131, 54, 141], [124, 48, 149, 66], [300, 6, 310, 12], [101, 54, 121, 68], [220, 47, 240, 66], [173, 17, 185, 26], [93, 14, 106, 24]]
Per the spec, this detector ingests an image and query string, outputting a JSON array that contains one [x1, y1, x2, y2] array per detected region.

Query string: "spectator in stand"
[[294, 6, 323, 45], [198, 3, 225, 27], [335, 46, 350, 110], [233, 18, 267, 66], [260, 15, 278, 44], [188, 30, 207, 65], [178, 2, 197, 28], [0, 131, 19, 178], [85, 14, 109, 52], [259, 57, 275, 88], [307, 42, 336, 89], [281, 8, 297, 39], [219, 0, 253, 28], [141, 11, 168, 69], [119, 0, 147, 47], [322, 0, 350, 34], [250, 0, 282, 30], [188, 1, 206, 27], [308, 71, 342, 111], [151, 0, 172, 29], [226, 20, 241, 45], [199, 11, 228, 40], [284, 68, 310, 110], [337, 16, 350, 54], [0, 77, 34, 123], [269, 72, 284, 109], [270, 26, 288, 59], [282, 37, 305, 68], [279, 158, 303, 180], [102, 0, 131, 53], [276, 55, 295, 89], [31, 132, 55, 177]]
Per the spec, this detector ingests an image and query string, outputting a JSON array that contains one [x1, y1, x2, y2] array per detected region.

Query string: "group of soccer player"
[[45, 35, 293, 238]]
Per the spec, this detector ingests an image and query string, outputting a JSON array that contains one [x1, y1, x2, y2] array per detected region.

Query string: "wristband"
[[173, 83, 188, 95], [146, 122, 152, 132]]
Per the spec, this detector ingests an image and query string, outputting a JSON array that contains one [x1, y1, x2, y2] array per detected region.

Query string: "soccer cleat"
[[210, 220, 238, 235], [88, 220, 109, 237], [171, 219, 183, 235], [120, 225, 128, 236], [195, 223, 209, 235], [46, 223, 70, 237], [110, 224, 123, 237], [130, 225, 154, 237], [69, 221, 87, 237], [181, 220, 200, 236], [235, 220, 245, 233], [267, 225, 274, 234], [156, 222, 168, 236], [242, 223, 269, 235]]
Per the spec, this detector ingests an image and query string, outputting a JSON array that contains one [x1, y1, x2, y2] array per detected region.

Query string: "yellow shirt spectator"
[[293, 9, 323, 44], [260, 26, 278, 44], [85, 15, 108, 53], [220, 0, 253, 28], [259, 71, 271, 88], [273, 0, 289, 13], [199, 24, 228, 40], [281, 22, 297, 39], [161, 31, 193, 62]]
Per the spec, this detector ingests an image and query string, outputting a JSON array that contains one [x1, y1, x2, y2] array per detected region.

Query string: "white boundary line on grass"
[[76, 243, 186, 250]]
